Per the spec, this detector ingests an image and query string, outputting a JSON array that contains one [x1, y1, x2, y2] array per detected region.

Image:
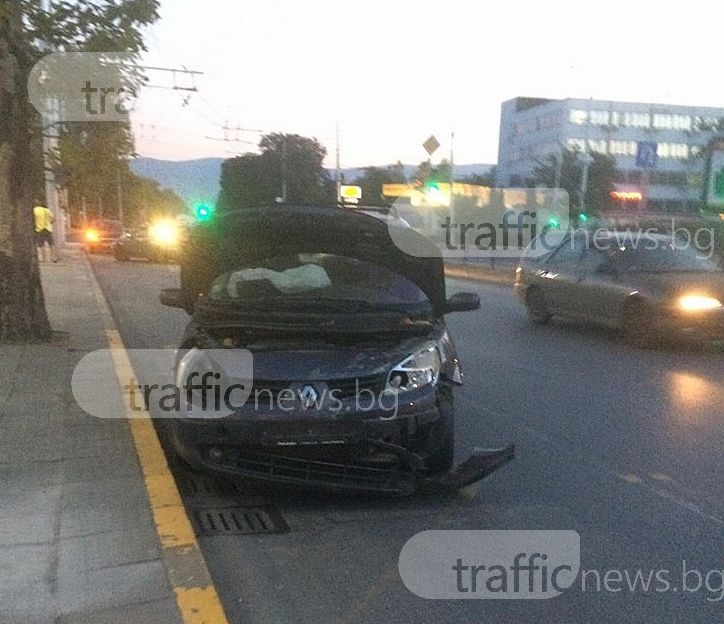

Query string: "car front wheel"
[[526, 287, 552, 325], [621, 299, 658, 347]]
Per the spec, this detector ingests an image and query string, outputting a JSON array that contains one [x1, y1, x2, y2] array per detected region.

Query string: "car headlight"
[[149, 221, 178, 246], [385, 343, 441, 394], [175, 348, 229, 415], [85, 229, 99, 242], [678, 295, 722, 312]]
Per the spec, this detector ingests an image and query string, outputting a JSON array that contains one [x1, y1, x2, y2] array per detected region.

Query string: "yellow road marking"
[[104, 329, 229, 624], [175, 587, 229, 624]]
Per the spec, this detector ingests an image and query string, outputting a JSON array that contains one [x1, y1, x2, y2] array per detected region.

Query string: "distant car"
[[159, 206, 514, 494], [84, 219, 124, 254], [113, 219, 185, 263], [515, 230, 724, 344]]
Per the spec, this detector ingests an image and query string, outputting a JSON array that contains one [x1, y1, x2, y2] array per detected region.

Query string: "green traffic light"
[[547, 215, 561, 229], [193, 203, 213, 222], [579, 213, 589, 223]]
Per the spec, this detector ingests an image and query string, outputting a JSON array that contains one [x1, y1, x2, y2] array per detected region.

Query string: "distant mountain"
[[130, 158, 495, 204], [130, 158, 225, 205]]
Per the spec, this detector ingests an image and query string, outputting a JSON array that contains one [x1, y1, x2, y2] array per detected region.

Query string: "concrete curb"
[[82, 251, 230, 624]]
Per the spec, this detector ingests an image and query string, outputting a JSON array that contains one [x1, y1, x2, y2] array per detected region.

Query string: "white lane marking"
[[479, 406, 724, 527]]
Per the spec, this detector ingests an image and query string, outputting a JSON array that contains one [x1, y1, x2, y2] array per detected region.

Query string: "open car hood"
[[179, 206, 447, 316]]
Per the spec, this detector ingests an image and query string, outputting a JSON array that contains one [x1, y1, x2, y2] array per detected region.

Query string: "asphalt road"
[[91, 255, 724, 624]]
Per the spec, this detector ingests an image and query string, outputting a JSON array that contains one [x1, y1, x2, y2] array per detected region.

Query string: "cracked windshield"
[[2, 1, 724, 623]]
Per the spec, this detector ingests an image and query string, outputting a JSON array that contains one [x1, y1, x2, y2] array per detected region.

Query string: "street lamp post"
[[580, 151, 594, 213]]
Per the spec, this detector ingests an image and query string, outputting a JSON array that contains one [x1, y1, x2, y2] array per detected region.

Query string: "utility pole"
[[38, 0, 63, 247], [554, 147, 563, 190], [580, 152, 593, 212], [449, 131, 455, 213], [335, 122, 341, 205], [281, 135, 288, 204], [116, 169, 124, 226]]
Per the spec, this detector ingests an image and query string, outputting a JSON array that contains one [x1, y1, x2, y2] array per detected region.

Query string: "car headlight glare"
[[149, 221, 178, 246], [678, 295, 722, 312], [385, 343, 441, 394]]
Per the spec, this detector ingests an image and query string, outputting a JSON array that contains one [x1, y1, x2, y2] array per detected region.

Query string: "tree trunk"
[[0, 1, 51, 341]]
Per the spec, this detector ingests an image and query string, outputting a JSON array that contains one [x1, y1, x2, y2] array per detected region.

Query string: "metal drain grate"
[[195, 506, 289, 536]]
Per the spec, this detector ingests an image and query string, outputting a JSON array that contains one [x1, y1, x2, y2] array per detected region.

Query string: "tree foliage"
[[353, 162, 407, 207], [527, 149, 618, 215], [121, 172, 186, 225], [0, 1, 160, 340], [23, 0, 159, 55], [34, 1, 161, 225], [412, 159, 452, 185], [460, 165, 497, 187], [52, 121, 135, 217], [218, 133, 332, 210]]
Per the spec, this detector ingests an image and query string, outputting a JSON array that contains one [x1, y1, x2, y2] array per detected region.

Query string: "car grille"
[[250, 373, 388, 405], [209, 449, 416, 494]]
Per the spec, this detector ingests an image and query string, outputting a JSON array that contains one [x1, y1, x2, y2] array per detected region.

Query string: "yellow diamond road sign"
[[423, 135, 440, 156]]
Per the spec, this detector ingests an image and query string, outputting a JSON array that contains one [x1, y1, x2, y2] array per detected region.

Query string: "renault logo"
[[298, 385, 319, 410]]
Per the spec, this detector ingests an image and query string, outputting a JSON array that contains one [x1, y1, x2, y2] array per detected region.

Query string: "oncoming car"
[[114, 218, 185, 263], [83, 219, 124, 254], [160, 206, 514, 494], [515, 229, 724, 344]]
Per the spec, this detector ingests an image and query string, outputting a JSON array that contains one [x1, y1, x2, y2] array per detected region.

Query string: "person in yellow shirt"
[[33, 200, 56, 263]]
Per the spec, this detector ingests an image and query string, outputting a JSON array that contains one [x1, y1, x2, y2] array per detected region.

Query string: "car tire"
[[526, 288, 552, 325], [426, 393, 455, 474], [621, 299, 657, 347]]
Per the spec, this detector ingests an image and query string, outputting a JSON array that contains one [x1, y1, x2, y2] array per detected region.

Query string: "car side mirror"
[[160, 288, 185, 309], [445, 292, 480, 313]]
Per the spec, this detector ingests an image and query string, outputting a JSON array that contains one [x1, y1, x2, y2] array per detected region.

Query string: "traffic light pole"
[[449, 131, 455, 213]]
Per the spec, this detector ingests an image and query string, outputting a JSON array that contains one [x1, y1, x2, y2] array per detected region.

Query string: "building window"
[[587, 139, 608, 154], [652, 114, 672, 129], [623, 112, 650, 128], [569, 109, 587, 125], [609, 140, 637, 156], [589, 110, 610, 126], [658, 143, 689, 159], [672, 114, 691, 130], [651, 114, 691, 130]]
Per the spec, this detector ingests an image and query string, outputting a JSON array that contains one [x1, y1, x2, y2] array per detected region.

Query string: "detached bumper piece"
[[199, 442, 516, 496], [419, 444, 516, 494]]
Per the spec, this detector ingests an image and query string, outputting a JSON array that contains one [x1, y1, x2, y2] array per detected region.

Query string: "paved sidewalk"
[[0, 248, 184, 624]]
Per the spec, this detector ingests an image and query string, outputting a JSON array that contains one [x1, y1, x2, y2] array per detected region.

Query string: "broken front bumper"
[[175, 440, 516, 496]]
